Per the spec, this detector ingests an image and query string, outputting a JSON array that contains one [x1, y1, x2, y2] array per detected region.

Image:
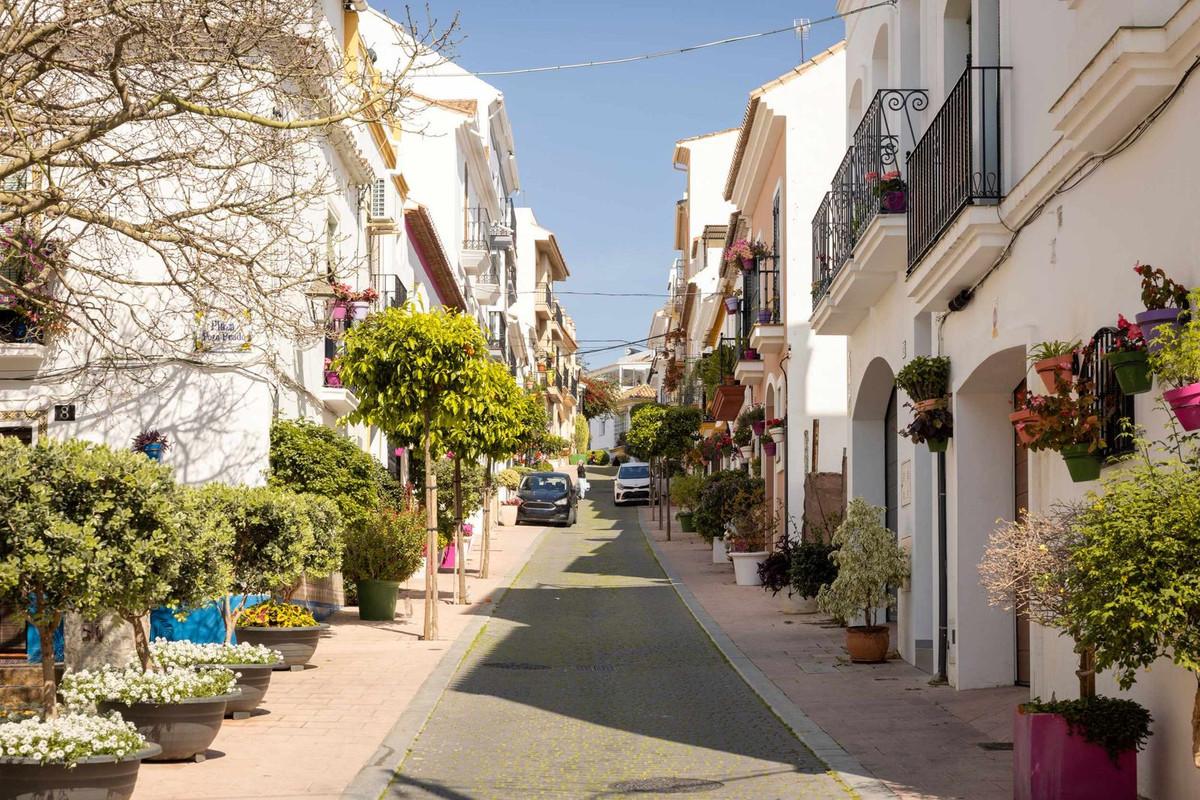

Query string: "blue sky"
[[381, 1, 842, 366]]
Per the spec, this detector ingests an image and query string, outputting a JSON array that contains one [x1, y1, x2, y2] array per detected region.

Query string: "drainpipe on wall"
[[935, 451, 949, 684]]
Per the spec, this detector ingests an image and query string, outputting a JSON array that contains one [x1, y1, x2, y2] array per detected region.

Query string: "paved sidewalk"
[[133, 521, 547, 800], [638, 505, 1024, 800]]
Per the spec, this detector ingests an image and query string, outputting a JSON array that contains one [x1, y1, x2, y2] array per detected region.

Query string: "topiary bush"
[[495, 468, 521, 491], [342, 506, 425, 584]]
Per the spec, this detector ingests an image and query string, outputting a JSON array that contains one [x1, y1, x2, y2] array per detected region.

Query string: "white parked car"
[[613, 462, 651, 505]]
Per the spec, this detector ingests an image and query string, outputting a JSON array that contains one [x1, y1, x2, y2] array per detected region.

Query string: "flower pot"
[[1009, 409, 1039, 445], [1060, 443, 1101, 483], [1013, 709, 1136, 800], [140, 442, 164, 461], [0, 744, 161, 800], [1135, 307, 1182, 350], [499, 504, 518, 527], [913, 397, 947, 413], [355, 579, 400, 621], [235, 624, 327, 669], [1104, 350, 1152, 395], [349, 300, 371, 321], [738, 445, 753, 460], [723, 296, 739, 314], [677, 511, 695, 532], [751, 420, 766, 437], [98, 694, 237, 762], [762, 439, 777, 458], [1034, 354, 1074, 393], [323, 369, 342, 388], [730, 551, 769, 586], [845, 625, 889, 663], [768, 426, 785, 444], [881, 190, 907, 213], [210, 663, 278, 715], [742, 348, 758, 360], [1164, 382, 1200, 431], [741, 256, 755, 271], [711, 536, 728, 565], [926, 437, 949, 453]]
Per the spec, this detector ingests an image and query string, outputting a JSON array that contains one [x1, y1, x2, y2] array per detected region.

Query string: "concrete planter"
[[235, 624, 327, 669], [1014, 710, 1136, 799], [711, 536, 728, 565], [98, 694, 237, 762], [730, 551, 768, 586], [0, 744, 161, 799], [499, 505, 518, 527], [199, 663, 279, 716]]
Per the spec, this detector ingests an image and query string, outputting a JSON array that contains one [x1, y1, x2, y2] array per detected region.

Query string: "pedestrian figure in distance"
[[576, 462, 589, 499]]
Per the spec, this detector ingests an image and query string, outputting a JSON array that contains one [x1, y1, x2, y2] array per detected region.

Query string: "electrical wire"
[[414, 1, 897, 78]]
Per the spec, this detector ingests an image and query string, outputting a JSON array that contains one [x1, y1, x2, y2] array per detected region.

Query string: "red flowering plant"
[[723, 239, 771, 269], [0, 223, 68, 339], [1019, 374, 1103, 454], [1133, 263, 1189, 311], [866, 170, 907, 196], [765, 418, 785, 429], [330, 282, 380, 303], [1111, 314, 1146, 353]]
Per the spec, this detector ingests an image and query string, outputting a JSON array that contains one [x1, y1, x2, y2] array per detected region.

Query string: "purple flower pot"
[[1135, 307, 1182, 350], [762, 439, 777, 458], [881, 190, 907, 213], [1014, 710, 1136, 800], [724, 296, 740, 314], [742, 348, 758, 360], [751, 420, 766, 437], [741, 256, 755, 271], [329, 303, 348, 321], [1164, 382, 1200, 430], [756, 309, 773, 324], [324, 370, 342, 388]]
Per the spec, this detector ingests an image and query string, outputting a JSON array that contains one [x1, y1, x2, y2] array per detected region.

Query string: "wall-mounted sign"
[[194, 309, 252, 353], [900, 459, 913, 507], [53, 404, 76, 421]]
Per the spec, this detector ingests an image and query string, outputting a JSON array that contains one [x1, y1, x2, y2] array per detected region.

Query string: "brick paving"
[[388, 472, 852, 799], [132, 520, 547, 800], [638, 503, 1025, 800]]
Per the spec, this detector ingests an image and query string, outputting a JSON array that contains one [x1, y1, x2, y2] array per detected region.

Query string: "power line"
[[415, 1, 896, 78]]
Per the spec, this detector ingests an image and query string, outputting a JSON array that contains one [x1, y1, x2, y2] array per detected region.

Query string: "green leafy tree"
[[171, 485, 236, 621], [655, 406, 701, 540], [291, 494, 344, 600], [817, 499, 910, 629], [625, 403, 665, 462], [336, 304, 490, 640], [692, 470, 761, 542], [513, 389, 551, 457], [574, 414, 590, 454]]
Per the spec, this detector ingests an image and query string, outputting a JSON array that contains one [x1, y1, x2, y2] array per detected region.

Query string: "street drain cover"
[[609, 777, 724, 794], [482, 662, 549, 670], [977, 741, 1013, 751]]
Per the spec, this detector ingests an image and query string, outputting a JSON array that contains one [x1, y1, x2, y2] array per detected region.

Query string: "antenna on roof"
[[794, 18, 811, 61]]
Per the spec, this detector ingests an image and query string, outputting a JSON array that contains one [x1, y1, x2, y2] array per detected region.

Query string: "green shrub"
[[294, 494, 344, 586], [495, 468, 521, 491], [1020, 697, 1152, 764], [692, 470, 762, 542], [587, 449, 610, 465], [790, 541, 838, 599], [895, 355, 951, 401], [1148, 289, 1200, 387], [669, 473, 703, 511], [535, 461, 554, 472], [269, 419, 403, 518], [817, 498, 909, 628], [342, 507, 425, 583], [236, 599, 317, 628]]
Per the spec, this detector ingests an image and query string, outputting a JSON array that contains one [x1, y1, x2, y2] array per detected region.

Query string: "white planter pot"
[[711, 536, 728, 565], [730, 551, 769, 586], [349, 300, 371, 321], [499, 505, 518, 527], [785, 594, 819, 614], [768, 427, 785, 444], [738, 445, 753, 460]]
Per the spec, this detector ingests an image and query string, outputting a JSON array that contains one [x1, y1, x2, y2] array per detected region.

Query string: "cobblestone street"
[[387, 472, 852, 799]]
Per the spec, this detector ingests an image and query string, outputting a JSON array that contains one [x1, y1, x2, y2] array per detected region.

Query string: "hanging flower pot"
[[1060, 443, 1101, 483], [767, 423, 785, 444], [738, 445, 753, 460], [926, 437, 949, 453], [751, 420, 766, 437], [1104, 350, 1152, 395], [756, 309, 773, 324], [1163, 382, 1200, 431], [1009, 409, 1039, 445], [349, 300, 371, 321], [329, 302, 348, 321], [741, 256, 755, 271], [723, 296, 739, 314], [1034, 355, 1074, 393], [1134, 307, 1182, 350], [913, 397, 948, 413], [762, 439, 777, 458]]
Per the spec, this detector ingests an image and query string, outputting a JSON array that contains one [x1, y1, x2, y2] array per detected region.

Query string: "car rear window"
[[618, 465, 649, 479], [521, 475, 568, 493]]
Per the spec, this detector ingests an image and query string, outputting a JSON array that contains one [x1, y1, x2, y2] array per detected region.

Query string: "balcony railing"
[[0, 309, 44, 344], [907, 64, 1007, 270], [370, 273, 407, 309], [553, 301, 564, 329], [738, 257, 780, 340], [464, 206, 492, 250], [810, 88, 928, 306], [479, 253, 500, 285]]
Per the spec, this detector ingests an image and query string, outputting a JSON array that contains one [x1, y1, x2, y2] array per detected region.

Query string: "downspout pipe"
[[936, 450, 949, 684]]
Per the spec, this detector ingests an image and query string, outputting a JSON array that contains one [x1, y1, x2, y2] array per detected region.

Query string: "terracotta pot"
[[1034, 354, 1074, 393], [845, 625, 889, 663], [1014, 709, 1136, 800], [1164, 382, 1200, 430], [1009, 409, 1039, 445], [913, 397, 947, 412]]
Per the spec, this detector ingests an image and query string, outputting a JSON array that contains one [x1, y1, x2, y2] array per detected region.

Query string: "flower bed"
[[61, 667, 238, 709], [0, 713, 146, 768]]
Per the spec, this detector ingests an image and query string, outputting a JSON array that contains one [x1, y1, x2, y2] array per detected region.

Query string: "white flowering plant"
[[60, 667, 238, 709], [0, 713, 147, 767], [150, 638, 282, 669]]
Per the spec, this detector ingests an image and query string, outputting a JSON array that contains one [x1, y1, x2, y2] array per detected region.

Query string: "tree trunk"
[[481, 458, 494, 579], [127, 615, 152, 672], [658, 459, 665, 530], [423, 413, 439, 641], [666, 464, 672, 542], [1075, 644, 1096, 699], [454, 456, 467, 605], [1192, 675, 1200, 768], [223, 596, 234, 644], [36, 618, 59, 718]]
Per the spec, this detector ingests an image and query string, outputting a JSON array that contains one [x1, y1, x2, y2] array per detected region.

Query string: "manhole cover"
[[482, 662, 549, 670], [977, 741, 1013, 751], [609, 777, 724, 794]]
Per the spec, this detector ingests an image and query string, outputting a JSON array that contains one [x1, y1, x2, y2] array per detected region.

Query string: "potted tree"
[[1029, 341, 1080, 393], [668, 472, 703, 532], [1149, 289, 1200, 431], [1132, 262, 1190, 348], [342, 506, 425, 621], [979, 508, 1152, 799], [693, 470, 761, 564], [817, 498, 909, 662], [1104, 315, 1152, 395], [727, 486, 773, 587]]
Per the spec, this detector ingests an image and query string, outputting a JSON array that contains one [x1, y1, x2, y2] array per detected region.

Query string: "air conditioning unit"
[[367, 178, 395, 229]]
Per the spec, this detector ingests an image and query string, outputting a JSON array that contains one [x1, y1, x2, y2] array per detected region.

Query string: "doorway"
[[1013, 380, 1031, 685]]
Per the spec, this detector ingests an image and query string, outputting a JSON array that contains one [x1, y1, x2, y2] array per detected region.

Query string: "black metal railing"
[[553, 301, 564, 329], [0, 309, 44, 344], [810, 88, 927, 307], [1075, 327, 1135, 459], [464, 206, 492, 250], [739, 265, 759, 344], [479, 253, 500, 285], [756, 260, 780, 326], [505, 251, 517, 306], [370, 273, 407, 309], [907, 64, 1007, 270]]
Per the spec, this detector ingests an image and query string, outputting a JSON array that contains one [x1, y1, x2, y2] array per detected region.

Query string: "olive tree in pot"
[[342, 506, 425, 621], [979, 506, 1153, 799], [817, 499, 909, 663]]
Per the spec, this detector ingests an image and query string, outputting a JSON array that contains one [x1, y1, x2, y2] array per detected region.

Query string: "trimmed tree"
[[656, 406, 702, 540], [336, 304, 489, 640]]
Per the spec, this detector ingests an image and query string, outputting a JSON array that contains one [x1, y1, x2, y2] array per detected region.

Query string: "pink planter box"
[[1013, 710, 1136, 800]]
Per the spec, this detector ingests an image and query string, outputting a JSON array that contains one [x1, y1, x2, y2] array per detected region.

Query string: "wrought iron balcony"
[[464, 206, 492, 250], [810, 88, 927, 307], [907, 65, 1007, 270], [370, 273, 407, 309]]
